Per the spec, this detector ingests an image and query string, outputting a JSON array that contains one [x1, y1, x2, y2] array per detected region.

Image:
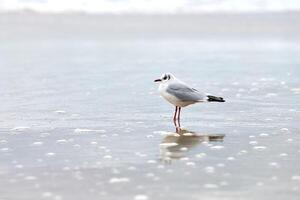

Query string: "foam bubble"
[[160, 143, 178, 147], [203, 184, 218, 189], [286, 138, 293, 142], [259, 133, 269, 137], [54, 110, 66, 114], [54, 195, 62, 200], [180, 147, 188, 151], [186, 162, 195, 166], [24, 176, 37, 180], [109, 177, 130, 183], [183, 133, 194, 136], [279, 153, 288, 157], [45, 152, 56, 157], [217, 163, 225, 167], [238, 150, 248, 155], [280, 128, 289, 133], [291, 88, 300, 93], [265, 93, 278, 97], [147, 160, 157, 164], [180, 157, 189, 161], [210, 145, 224, 150], [269, 162, 280, 168], [220, 181, 229, 186], [0, 140, 8, 144], [74, 128, 106, 133], [103, 155, 112, 159], [134, 195, 148, 200], [128, 166, 137, 171], [256, 182, 264, 186], [291, 175, 300, 181], [10, 126, 30, 131], [42, 192, 53, 198], [195, 153, 206, 158], [146, 173, 155, 177], [227, 157, 235, 161], [135, 152, 147, 157], [1, 147, 12, 152], [62, 166, 70, 171], [249, 141, 258, 145], [253, 146, 267, 150], [40, 133, 50, 138], [56, 139, 68, 144], [31, 141, 43, 146], [90, 141, 98, 145], [205, 166, 215, 173], [15, 164, 23, 169], [157, 165, 165, 169], [154, 131, 178, 136]]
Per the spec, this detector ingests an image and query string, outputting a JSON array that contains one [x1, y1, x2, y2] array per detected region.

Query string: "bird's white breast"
[[158, 83, 194, 107]]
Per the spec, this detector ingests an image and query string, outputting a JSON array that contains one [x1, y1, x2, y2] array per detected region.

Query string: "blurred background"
[[1, 0, 300, 13], [0, 1, 300, 200]]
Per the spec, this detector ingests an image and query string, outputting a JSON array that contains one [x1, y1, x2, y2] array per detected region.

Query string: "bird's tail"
[[207, 95, 225, 102]]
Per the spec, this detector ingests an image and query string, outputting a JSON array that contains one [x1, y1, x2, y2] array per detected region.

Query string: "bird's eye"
[[163, 76, 167, 80]]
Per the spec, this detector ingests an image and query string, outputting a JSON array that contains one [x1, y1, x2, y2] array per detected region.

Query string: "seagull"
[[154, 73, 225, 126]]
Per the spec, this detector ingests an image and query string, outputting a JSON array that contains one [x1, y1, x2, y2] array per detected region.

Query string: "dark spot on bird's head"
[[161, 73, 174, 82]]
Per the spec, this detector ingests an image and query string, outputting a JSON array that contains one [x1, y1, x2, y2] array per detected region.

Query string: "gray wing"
[[166, 82, 206, 102]]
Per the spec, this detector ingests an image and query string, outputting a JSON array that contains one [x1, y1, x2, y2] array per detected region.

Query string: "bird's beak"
[[154, 79, 161, 82]]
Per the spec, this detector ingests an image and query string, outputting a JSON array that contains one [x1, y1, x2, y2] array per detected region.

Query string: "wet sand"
[[0, 12, 300, 200]]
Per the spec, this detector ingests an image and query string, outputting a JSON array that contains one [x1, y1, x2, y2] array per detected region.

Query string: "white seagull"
[[154, 73, 225, 126]]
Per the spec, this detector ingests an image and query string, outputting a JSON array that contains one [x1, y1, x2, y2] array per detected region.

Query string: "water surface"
[[0, 14, 300, 200]]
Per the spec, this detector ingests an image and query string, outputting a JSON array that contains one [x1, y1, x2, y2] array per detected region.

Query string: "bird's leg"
[[173, 106, 179, 128], [177, 107, 181, 127], [173, 106, 178, 123], [176, 126, 181, 133]]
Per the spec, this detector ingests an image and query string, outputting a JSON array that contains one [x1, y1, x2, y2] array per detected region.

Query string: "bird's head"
[[154, 73, 175, 83]]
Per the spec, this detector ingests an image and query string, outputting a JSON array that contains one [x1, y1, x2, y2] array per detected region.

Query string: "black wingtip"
[[207, 95, 225, 102]]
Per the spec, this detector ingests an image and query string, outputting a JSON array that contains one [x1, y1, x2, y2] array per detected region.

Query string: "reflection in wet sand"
[[160, 129, 225, 161]]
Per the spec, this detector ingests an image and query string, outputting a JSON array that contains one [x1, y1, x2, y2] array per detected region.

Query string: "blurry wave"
[[1, 0, 300, 14]]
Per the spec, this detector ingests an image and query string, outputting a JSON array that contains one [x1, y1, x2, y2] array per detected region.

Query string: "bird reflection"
[[159, 128, 225, 162]]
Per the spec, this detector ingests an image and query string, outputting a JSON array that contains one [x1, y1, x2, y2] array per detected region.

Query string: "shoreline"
[[1, 9, 300, 15], [1, 11, 300, 40]]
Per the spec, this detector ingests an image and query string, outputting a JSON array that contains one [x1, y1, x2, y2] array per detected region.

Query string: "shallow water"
[[1, 15, 300, 200]]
